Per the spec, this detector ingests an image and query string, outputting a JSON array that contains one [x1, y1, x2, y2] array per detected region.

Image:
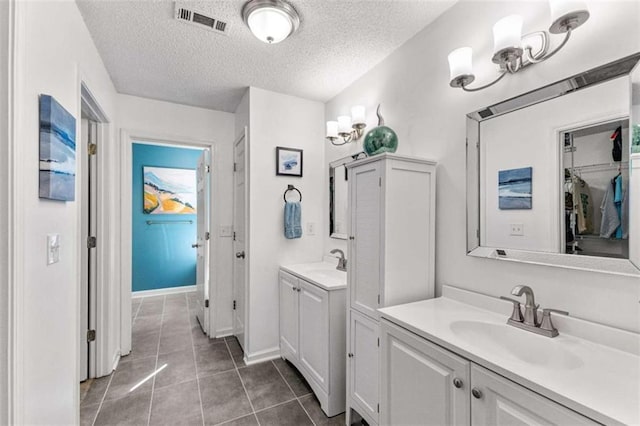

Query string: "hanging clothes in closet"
[[572, 175, 593, 235]]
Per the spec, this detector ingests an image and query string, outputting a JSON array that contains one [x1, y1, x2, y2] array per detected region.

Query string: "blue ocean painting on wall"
[[143, 166, 197, 214], [39, 95, 76, 201], [498, 167, 532, 210]]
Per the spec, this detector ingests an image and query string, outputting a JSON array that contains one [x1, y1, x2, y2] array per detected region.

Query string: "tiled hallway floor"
[[80, 292, 345, 426]]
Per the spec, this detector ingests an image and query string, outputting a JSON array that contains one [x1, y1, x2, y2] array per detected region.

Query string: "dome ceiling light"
[[242, 0, 300, 44]]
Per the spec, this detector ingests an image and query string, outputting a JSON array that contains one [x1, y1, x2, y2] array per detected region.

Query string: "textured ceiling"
[[76, 0, 456, 112]]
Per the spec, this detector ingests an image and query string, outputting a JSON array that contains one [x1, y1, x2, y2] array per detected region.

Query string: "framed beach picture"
[[143, 166, 197, 214], [276, 147, 303, 177], [499, 167, 532, 210], [39, 94, 76, 201]]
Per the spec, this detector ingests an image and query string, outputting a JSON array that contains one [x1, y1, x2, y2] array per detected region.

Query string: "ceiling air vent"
[[174, 3, 230, 36]]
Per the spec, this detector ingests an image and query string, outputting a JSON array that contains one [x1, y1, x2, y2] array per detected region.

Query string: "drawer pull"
[[472, 388, 483, 399]]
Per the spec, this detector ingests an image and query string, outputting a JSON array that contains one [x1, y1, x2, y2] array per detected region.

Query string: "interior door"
[[195, 149, 210, 334], [233, 130, 247, 350]]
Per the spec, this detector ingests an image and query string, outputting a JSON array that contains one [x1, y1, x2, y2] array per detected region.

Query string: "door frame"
[[119, 129, 218, 355], [232, 128, 250, 351]]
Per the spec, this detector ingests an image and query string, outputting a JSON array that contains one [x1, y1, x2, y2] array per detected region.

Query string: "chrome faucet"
[[500, 285, 569, 338], [330, 249, 347, 272]]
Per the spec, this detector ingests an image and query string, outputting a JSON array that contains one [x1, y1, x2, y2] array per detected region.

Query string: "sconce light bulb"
[[548, 0, 589, 33], [337, 115, 353, 136], [448, 47, 475, 87], [351, 105, 366, 127], [326, 121, 339, 139]]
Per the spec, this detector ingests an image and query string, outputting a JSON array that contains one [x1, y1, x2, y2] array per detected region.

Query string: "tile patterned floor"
[[80, 292, 346, 426]]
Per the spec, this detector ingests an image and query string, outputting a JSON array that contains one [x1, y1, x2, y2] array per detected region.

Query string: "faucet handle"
[[539, 308, 569, 337], [500, 296, 524, 322]]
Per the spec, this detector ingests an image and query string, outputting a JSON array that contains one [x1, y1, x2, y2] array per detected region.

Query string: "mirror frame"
[[466, 52, 640, 277], [329, 153, 366, 239]]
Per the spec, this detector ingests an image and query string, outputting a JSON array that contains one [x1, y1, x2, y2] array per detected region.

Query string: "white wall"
[[325, 1, 640, 333], [12, 1, 119, 423], [246, 87, 325, 360], [0, 0, 9, 421], [480, 77, 628, 252], [117, 94, 236, 336]]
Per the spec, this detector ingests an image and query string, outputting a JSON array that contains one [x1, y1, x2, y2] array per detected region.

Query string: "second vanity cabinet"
[[380, 319, 598, 426], [278, 269, 346, 417]]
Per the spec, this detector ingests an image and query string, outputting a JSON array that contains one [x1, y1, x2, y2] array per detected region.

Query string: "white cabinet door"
[[471, 365, 598, 426], [349, 310, 379, 424], [279, 271, 299, 358], [349, 162, 382, 319], [381, 320, 471, 426], [299, 280, 329, 391]]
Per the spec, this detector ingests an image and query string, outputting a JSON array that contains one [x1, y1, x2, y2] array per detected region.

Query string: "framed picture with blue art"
[[498, 167, 532, 210], [39, 94, 76, 201], [276, 146, 303, 177], [143, 166, 197, 214]]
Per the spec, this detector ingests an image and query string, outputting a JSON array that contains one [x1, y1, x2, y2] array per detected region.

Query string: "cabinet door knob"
[[453, 378, 463, 389], [296, 287, 301, 292], [348, 353, 354, 358], [471, 388, 483, 399], [349, 236, 355, 240]]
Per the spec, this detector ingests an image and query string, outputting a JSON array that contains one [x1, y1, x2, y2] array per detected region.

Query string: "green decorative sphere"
[[363, 126, 398, 156]]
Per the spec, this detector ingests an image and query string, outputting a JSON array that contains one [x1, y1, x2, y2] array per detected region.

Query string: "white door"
[[349, 162, 382, 319], [233, 130, 247, 350], [471, 364, 597, 426], [194, 150, 210, 333], [80, 119, 98, 381], [349, 309, 380, 424], [299, 280, 329, 391], [381, 319, 470, 426], [278, 271, 299, 358]]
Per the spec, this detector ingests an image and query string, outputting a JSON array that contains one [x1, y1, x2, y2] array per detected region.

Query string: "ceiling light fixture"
[[242, 0, 300, 44], [448, 0, 590, 92]]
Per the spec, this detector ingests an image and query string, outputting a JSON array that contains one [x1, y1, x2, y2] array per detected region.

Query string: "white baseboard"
[[132, 285, 196, 298], [244, 346, 281, 366], [214, 327, 233, 339]]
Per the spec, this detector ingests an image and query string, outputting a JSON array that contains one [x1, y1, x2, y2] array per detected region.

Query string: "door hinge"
[[476, 229, 480, 239], [377, 337, 380, 347], [205, 299, 209, 308], [233, 231, 236, 241], [206, 165, 211, 173], [377, 403, 380, 413], [205, 231, 210, 241], [233, 163, 237, 172], [87, 236, 97, 249], [233, 300, 236, 310], [377, 294, 380, 305], [88, 143, 97, 156], [379, 177, 382, 187], [87, 329, 96, 342]]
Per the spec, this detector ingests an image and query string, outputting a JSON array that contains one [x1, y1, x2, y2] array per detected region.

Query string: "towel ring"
[[284, 184, 302, 203]]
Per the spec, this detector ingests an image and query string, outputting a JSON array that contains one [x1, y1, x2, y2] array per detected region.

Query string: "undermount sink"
[[449, 320, 584, 370]]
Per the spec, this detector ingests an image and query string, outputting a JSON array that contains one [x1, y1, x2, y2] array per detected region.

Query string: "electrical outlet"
[[47, 234, 60, 265], [306, 222, 316, 236], [510, 223, 524, 236]]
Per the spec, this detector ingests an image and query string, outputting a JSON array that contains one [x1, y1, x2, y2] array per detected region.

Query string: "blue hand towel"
[[284, 201, 302, 239]]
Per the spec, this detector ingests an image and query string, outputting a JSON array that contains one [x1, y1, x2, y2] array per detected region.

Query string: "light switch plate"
[[219, 225, 233, 237], [47, 234, 60, 265]]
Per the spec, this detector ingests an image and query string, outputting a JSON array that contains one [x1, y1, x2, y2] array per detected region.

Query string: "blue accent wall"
[[132, 143, 203, 292]]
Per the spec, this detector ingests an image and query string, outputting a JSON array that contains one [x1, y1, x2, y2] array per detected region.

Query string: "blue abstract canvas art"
[[39, 95, 76, 201], [499, 167, 532, 210]]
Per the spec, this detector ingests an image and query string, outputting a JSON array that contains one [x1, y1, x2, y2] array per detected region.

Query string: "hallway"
[[80, 293, 345, 425]]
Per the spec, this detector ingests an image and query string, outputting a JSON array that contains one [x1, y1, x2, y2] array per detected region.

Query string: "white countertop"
[[379, 296, 640, 426], [280, 261, 347, 291]]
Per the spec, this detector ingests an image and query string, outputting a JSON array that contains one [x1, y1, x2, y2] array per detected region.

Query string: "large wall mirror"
[[467, 53, 640, 276], [329, 153, 366, 239]]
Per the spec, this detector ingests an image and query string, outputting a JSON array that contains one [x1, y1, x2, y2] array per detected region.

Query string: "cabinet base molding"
[[244, 346, 281, 366]]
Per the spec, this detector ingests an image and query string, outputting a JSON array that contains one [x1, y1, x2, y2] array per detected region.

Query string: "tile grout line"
[[225, 339, 261, 426], [146, 295, 165, 426], [89, 368, 115, 426], [186, 293, 206, 426], [271, 360, 317, 426]]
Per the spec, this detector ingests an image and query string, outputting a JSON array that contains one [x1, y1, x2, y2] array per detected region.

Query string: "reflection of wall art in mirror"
[[276, 146, 303, 177], [633, 124, 640, 154], [39, 94, 76, 201], [143, 166, 196, 214], [498, 167, 532, 210]]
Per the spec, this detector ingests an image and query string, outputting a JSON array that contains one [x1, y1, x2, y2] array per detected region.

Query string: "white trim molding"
[[244, 346, 281, 366], [132, 285, 197, 299]]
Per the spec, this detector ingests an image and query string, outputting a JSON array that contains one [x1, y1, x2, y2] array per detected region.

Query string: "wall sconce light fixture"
[[326, 106, 367, 146], [448, 0, 590, 92]]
